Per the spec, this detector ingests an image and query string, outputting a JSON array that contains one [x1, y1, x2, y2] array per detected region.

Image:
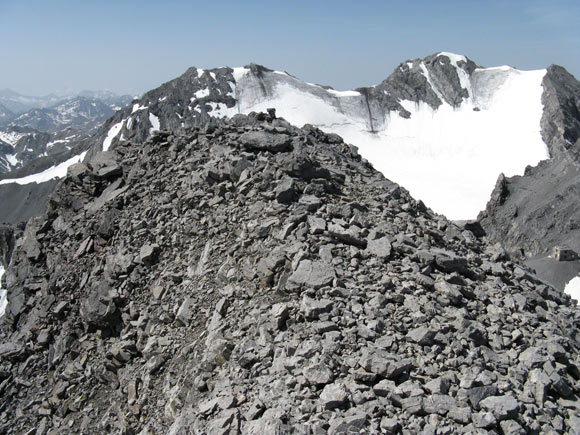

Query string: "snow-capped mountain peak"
[[94, 53, 549, 220]]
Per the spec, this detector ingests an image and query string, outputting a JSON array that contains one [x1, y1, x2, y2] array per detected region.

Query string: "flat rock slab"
[[240, 131, 291, 153], [286, 259, 335, 291]]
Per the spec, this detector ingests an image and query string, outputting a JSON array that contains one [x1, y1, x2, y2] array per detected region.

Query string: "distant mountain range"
[[0, 88, 133, 115], [6, 97, 117, 133], [0, 89, 133, 174]]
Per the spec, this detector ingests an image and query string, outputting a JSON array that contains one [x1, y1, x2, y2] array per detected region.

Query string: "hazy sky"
[[1, 0, 579, 96]]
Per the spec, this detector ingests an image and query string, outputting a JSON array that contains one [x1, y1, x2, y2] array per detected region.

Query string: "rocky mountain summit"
[[95, 54, 478, 155], [1, 112, 580, 434]]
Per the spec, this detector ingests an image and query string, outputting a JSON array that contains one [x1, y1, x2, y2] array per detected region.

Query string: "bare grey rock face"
[[0, 114, 579, 434]]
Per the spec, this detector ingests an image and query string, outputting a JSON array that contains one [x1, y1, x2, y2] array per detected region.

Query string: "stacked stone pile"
[[1, 112, 580, 434]]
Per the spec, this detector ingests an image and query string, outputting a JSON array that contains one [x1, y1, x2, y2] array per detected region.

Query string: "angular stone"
[[434, 280, 464, 305], [479, 395, 519, 420], [80, 282, 121, 332], [307, 216, 326, 234], [146, 354, 167, 374], [448, 407, 471, 424], [463, 385, 498, 408], [275, 178, 297, 204], [366, 236, 392, 260], [301, 295, 333, 320], [298, 194, 322, 211], [286, 260, 335, 291], [471, 411, 497, 428], [271, 303, 289, 330], [518, 347, 547, 369], [424, 377, 450, 395], [320, 382, 348, 410], [401, 396, 424, 415], [140, 244, 160, 265], [406, 327, 437, 346], [361, 353, 414, 379], [499, 420, 526, 435], [434, 249, 469, 274], [303, 362, 334, 385], [373, 379, 396, 397], [240, 131, 291, 153], [422, 394, 457, 415], [176, 298, 194, 326], [380, 417, 400, 433]]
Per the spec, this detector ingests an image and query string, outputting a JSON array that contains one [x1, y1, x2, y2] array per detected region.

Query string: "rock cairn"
[[1, 112, 580, 434]]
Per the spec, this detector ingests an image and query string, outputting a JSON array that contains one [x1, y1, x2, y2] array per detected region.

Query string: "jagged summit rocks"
[[1, 112, 580, 434]]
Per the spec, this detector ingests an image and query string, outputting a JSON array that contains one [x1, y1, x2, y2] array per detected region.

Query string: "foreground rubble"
[[1, 112, 580, 434]]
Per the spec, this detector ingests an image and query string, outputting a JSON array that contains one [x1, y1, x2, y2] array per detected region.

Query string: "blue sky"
[[1, 0, 579, 96]]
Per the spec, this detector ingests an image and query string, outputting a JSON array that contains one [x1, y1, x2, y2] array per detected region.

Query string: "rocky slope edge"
[[1, 113, 579, 434]]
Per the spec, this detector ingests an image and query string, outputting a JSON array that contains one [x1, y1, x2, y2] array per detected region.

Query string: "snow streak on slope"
[[0, 265, 6, 318], [232, 60, 548, 220], [149, 113, 160, 135], [103, 121, 124, 152], [0, 152, 87, 185]]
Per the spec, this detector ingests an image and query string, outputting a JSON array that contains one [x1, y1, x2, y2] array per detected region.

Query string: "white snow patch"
[[6, 155, 18, 166], [102, 120, 124, 152], [406, 62, 413, 69], [327, 89, 361, 97], [210, 72, 216, 80], [0, 151, 87, 185], [126, 117, 133, 130], [0, 265, 6, 318], [149, 113, 160, 134], [565, 276, 580, 302], [159, 96, 167, 102], [232, 67, 249, 83], [132, 103, 148, 113], [194, 88, 210, 99], [46, 139, 70, 149], [197, 69, 205, 77]]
